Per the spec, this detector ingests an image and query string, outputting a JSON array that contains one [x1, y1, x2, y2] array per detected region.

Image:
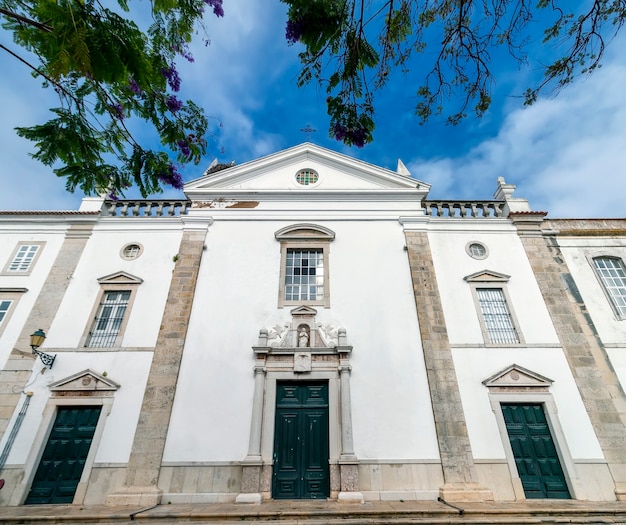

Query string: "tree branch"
[[0, 7, 52, 32]]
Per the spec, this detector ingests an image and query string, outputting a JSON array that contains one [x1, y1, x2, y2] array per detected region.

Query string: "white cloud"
[[1, 2, 625, 216], [410, 60, 626, 218]]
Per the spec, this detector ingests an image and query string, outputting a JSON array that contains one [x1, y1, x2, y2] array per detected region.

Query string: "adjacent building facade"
[[0, 143, 624, 506]]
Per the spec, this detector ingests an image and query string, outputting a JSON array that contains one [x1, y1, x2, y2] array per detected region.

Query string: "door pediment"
[[482, 364, 553, 389], [49, 369, 120, 392]]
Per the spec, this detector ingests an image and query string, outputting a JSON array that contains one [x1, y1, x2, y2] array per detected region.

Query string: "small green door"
[[272, 382, 329, 499], [25, 406, 102, 505], [501, 403, 570, 499]]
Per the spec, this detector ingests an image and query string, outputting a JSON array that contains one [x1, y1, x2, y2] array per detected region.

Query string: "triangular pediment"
[[97, 271, 143, 285], [482, 364, 553, 388], [290, 305, 318, 316], [464, 270, 510, 283], [183, 143, 430, 201], [49, 369, 120, 392]]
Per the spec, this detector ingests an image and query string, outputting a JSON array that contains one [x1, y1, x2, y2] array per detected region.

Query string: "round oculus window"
[[466, 242, 488, 260], [295, 169, 319, 186], [120, 243, 143, 260]]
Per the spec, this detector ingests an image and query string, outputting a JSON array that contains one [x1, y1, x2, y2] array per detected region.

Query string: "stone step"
[[1, 501, 626, 525]]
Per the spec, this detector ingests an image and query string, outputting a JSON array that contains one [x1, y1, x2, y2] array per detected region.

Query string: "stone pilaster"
[[0, 223, 94, 440], [337, 356, 363, 503], [235, 361, 266, 504], [511, 212, 626, 500], [106, 224, 208, 506], [405, 230, 493, 502]]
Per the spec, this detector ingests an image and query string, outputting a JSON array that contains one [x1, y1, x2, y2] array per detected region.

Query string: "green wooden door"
[[272, 382, 330, 499], [25, 406, 102, 505], [501, 404, 570, 499]]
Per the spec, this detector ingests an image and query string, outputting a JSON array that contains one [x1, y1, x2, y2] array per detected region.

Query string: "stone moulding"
[[49, 369, 120, 393]]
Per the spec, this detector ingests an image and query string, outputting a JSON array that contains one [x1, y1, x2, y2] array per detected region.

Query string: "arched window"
[[275, 224, 335, 308]]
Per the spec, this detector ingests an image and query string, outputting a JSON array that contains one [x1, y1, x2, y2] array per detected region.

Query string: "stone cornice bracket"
[[252, 346, 270, 356], [509, 211, 548, 237], [65, 223, 96, 239], [180, 215, 213, 230], [399, 216, 429, 230]]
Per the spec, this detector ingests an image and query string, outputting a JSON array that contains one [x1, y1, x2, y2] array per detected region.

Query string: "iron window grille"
[[476, 287, 520, 344], [86, 290, 131, 347]]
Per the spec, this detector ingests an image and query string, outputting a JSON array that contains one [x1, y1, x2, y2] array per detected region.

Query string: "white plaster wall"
[[0, 230, 66, 367], [46, 224, 181, 348], [452, 347, 604, 460], [164, 217, 440, 462], [607, 348, 626, 394], [428, 226, 560, 346], [558, 241, 626, 345], [3, 351, 152, 465]]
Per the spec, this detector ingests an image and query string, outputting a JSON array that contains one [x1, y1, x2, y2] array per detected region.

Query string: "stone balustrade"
[[423, 200, 505, 218], [102, 200, 190, 217], [101, 199, 506, 219]]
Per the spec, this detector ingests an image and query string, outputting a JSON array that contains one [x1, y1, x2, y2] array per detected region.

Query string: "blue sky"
[[1, 1, 625, 217]]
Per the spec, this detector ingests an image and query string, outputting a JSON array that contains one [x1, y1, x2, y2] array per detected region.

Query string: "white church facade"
[[0, 143, 624, 506]]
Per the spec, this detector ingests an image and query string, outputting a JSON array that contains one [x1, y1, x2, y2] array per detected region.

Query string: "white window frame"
[[276, 224, 335, 308], [591, 255, 626, 320], [81, 272, 142, 348], [0, 288, 28, 339], [464, 270, 524, 346], [2, 242, 45, 275], [119, 242, 144, 261]]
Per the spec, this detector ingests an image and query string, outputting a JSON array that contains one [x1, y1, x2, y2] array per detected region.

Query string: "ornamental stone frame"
[[482, 364, 583, 500], [10, 370, 119, 506], [236, 306, 362, 503]]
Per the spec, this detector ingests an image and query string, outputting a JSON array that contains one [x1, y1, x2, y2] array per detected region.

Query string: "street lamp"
[[30, 329, 56, 368]]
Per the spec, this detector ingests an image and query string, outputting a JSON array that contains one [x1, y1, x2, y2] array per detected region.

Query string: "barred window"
[[476, 288, 520, 344], [593, 257, 626, 317], [285, 249, 324, 301], [86, 291, 131, 347]]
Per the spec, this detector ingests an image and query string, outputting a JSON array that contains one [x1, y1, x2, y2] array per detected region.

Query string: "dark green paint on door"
[[25, 406, 102, 505], [272, 382, 329, 499], [501, 403, 570, 499]]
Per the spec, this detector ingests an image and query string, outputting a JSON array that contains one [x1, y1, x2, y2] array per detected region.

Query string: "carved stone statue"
[[298, 327, 309, 348]]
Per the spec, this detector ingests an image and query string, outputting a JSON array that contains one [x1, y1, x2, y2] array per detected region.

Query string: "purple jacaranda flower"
[[350, 127, 367, 148], [129, 78, 142, 94], [166, 95, 183, 113], [177, 139, 191, 158], [161, 65, 181, 92], [111, 103, 124, 120], [157, 164, 184, 189], [332, 122, 347, 141], [286, 18, 304, 44], [203, 0, 224, 17]]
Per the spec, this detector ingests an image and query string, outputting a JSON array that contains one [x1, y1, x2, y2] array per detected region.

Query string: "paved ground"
[[1, 499, 626, 525]]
